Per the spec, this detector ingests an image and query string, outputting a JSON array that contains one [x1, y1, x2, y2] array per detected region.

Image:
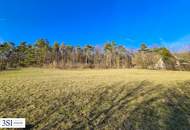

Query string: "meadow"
[[0, 68, 190, 130]]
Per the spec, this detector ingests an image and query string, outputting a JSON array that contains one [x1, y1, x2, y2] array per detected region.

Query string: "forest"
[[0, 38, 190, 70]]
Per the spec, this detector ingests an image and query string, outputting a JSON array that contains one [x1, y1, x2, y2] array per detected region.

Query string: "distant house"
[[175, 58, 190, 71], [154, 56, 190, 71], [154, 58, 176, 70]]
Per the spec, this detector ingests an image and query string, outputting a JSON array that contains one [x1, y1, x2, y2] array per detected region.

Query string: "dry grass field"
[[1, 68, 190, 130]]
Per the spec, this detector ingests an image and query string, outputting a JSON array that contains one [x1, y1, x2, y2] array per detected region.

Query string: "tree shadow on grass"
[[164, 82, 190, 130], [68, 81, 164, 130], [24, 81, 190, 130], [122, 81, 190, 130]]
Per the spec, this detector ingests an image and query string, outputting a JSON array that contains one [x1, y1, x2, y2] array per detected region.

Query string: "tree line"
[[0, 39, 190, 70]]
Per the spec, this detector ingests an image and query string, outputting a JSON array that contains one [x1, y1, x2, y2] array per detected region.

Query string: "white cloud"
[[160, 35, 190, 52]]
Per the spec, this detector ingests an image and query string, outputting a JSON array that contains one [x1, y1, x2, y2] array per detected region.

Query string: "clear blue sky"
[[0, 0, 190, 50]]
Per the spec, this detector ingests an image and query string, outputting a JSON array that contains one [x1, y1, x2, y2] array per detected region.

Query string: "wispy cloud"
[[125, 37, 135, 42], [0, 18, 7, 22], [117, 35, 135, 42], [0, 37, 4, 43], [160, 35, 190, 52]]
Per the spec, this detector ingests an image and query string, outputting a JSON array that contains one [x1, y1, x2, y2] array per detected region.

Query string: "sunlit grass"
[[0, 68, 190, 129]]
